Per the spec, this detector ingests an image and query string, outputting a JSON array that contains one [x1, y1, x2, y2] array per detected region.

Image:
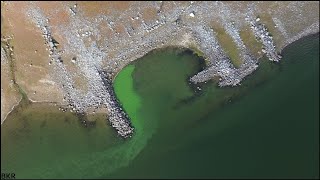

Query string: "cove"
[[109, 34, 319, 178], [1, 34, 319, 179]]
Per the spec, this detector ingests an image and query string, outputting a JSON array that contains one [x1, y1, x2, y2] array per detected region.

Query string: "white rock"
[[189, 12, 195, 17], [49, 41, 54, 48]]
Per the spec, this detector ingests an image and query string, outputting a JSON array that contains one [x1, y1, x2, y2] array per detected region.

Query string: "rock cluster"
[[246, 14, 282, 62], [99, 71, 134, 138]]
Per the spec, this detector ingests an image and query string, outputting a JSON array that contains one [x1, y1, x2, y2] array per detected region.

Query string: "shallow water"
[[1, 34, 319, 178]]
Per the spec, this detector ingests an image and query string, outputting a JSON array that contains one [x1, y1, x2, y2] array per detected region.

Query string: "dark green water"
[[1, 34, 319, 179]]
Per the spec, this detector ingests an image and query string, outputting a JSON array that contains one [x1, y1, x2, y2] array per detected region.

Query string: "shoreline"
[[1, 1, 318, 139], [279, 23, 319, 54], [1, 31, 319, 126], [1, 97, 22, 125]]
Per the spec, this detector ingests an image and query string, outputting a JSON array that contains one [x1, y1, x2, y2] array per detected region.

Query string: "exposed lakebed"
[[1, 34, 319, 178]]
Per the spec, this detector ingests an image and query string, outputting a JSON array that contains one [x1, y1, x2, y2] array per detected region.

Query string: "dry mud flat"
[[1, 1, 319, 136]]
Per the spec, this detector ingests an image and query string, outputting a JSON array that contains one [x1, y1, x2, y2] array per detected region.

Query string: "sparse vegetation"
[[239, 28, 262, 57], [212, 26, 243, 68]]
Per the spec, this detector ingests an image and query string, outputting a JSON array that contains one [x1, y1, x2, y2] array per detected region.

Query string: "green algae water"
[[1, 34, 319, 179]]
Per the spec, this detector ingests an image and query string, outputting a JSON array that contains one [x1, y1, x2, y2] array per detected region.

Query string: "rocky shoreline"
[[1, 2, 319, 138], [99, 71, 134, 138]]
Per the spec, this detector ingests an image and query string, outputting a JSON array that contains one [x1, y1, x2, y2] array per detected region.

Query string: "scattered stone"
[[71, 57, 76, 63], [24, 1, 318, 138], [189, 11, 195, 17], [246, 14, 282, 62]]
